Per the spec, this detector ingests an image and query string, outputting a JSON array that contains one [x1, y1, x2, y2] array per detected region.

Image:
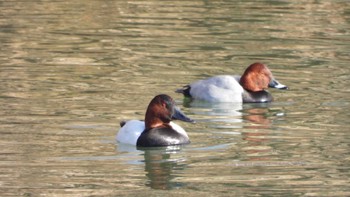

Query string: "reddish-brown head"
[[239, 63, 273, 92], [144, 94, 194, 129]]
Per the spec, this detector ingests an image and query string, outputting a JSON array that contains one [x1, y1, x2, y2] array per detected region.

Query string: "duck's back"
[[190, 75, 244, 102], [136, 127, 190, 147]]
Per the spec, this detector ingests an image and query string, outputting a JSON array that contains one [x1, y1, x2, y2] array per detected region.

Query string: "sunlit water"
[[1, 0, 349, 196]]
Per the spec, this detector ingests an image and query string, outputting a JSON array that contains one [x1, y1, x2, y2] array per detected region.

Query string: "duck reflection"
[[242, 103, 272, 128], [184, 100, 275, 126], [183, 99, 243, 117], [241, 103, 273, 158], [137, 146, 186, 190], [183, 100, 286, 160]]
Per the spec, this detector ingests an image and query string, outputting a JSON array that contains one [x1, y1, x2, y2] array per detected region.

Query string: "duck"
[[176, 62, 288, 103], [116, 94, 195, 147]]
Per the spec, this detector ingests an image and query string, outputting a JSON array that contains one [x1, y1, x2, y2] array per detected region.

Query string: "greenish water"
[[0, 0, 349, 196]]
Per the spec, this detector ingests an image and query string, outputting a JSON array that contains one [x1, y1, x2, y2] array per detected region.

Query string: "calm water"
[[1, 0, 349, 196]]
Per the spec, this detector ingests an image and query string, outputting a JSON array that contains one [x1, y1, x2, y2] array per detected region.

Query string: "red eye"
[[161, 102, 167, 108]]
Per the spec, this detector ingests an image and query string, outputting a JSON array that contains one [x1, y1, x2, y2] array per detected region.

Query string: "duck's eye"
[[161, 102, 167, 108], [161, 100, 171, 109]]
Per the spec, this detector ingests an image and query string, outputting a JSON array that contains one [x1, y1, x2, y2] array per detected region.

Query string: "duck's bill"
[[269, 79, 288, 90], [172, 106, 195, 123]]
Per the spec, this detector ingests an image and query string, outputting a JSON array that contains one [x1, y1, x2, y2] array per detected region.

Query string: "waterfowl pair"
[[117, 63, 288, 147], [176, 62, 288, 103], [117, 94, 194, 147]]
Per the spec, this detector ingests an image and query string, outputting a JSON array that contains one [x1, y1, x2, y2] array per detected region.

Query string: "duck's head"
[[239, 62, 288, 92], [144, 94, 194, 129]]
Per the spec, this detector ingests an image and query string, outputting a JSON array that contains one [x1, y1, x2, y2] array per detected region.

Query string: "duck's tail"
[[120, 121, 126, 127], [175, 85, 191, 97]]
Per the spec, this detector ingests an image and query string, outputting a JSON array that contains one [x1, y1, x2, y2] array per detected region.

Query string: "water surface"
[[0, 0, 349, 196]]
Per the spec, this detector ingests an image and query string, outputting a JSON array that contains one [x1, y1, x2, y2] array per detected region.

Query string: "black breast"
[[136, 128, 190, 147], [242, 90, 273, 103]]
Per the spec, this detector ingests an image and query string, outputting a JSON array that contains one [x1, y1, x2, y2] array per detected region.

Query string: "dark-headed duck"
[[117, 94, 194, 147]]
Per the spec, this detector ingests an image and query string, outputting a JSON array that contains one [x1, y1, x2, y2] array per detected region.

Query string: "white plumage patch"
[[116, 120, 144, 145]]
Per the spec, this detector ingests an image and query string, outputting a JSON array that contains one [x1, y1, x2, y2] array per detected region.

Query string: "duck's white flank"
[[116, 120, 144, 145]]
